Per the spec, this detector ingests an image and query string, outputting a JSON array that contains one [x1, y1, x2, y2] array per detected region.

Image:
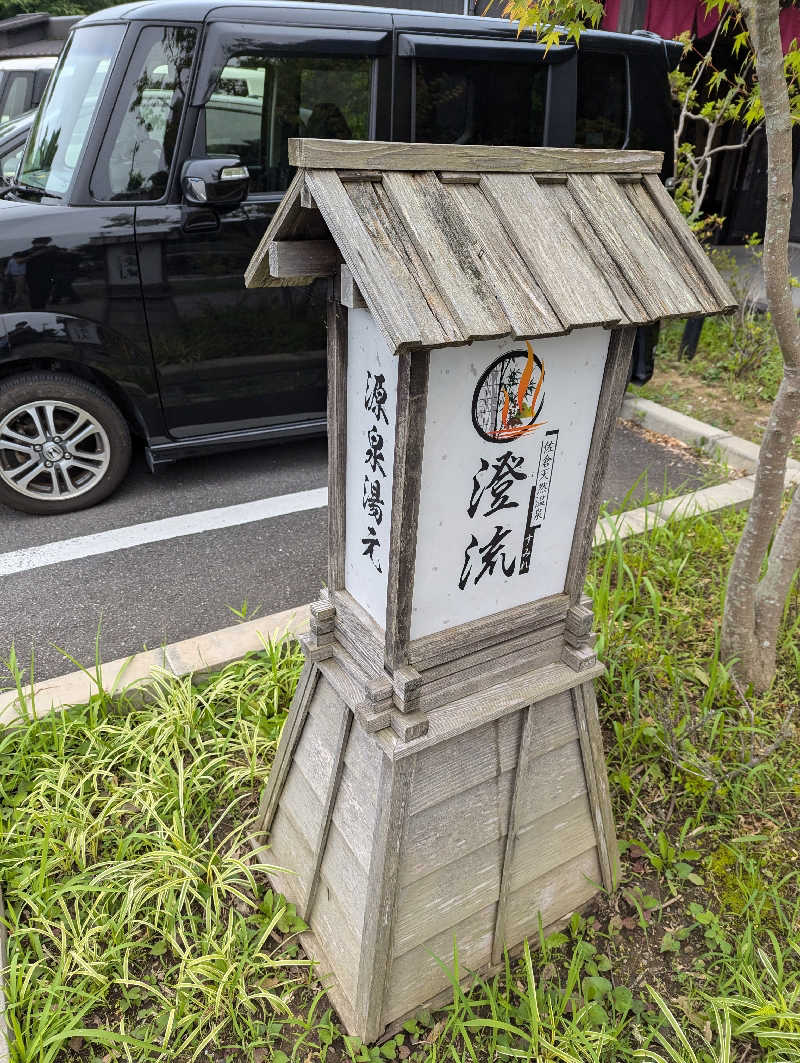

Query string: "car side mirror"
[[181, 156, 249, 209]]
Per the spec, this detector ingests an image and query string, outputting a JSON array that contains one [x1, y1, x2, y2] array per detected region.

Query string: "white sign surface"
[[344, 309, 398, 628], [410, 328, 610, 640]]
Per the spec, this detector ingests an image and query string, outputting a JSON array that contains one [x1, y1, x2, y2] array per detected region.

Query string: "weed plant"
[[1, 509, 800, 1061]]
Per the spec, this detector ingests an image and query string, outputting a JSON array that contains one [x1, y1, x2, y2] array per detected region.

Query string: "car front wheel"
[[0, 372, 132, 515]]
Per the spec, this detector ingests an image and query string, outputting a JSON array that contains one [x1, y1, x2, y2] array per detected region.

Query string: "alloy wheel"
[[0, 399, 112, 501]]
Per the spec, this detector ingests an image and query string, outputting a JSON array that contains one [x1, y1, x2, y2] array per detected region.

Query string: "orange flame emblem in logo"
[[491, 342, 546, 442]]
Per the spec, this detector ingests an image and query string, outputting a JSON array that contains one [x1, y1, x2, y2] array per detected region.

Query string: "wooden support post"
[[327, 280, 347, 591], [491, 705, 535, 966], [385, 351, 430, 671], [341, 265, 368, 309], [564, 326, 637, 604], [573, 683, 619, 891], [356, 754, 416, 1042], [256, 662, 318, 836], [304, 706, 354, 919]]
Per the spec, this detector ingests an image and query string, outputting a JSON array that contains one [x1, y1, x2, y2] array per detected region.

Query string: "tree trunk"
[[721, 0, 800, 691]]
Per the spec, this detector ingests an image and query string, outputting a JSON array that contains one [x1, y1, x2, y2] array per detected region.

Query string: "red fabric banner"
[[781, 7, 800, 53], [600, 0, 721, 40]]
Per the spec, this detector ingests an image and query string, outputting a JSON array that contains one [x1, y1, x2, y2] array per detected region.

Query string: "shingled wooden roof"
[[245, 140, 736, 355]]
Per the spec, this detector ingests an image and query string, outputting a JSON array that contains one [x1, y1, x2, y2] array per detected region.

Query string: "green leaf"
[[583, 975, 612, 1001], [612, 986, 634, 1015]]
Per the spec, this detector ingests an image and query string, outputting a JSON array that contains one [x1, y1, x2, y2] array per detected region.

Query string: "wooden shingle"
[[246, 139, 736, 353]]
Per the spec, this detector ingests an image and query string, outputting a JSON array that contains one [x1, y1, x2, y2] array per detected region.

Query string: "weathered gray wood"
[[300, 180, 316, 209], [514, 739, 588, 828], [509, 793, 597, 893], [330, 591, 385, 677], [293, 679, 350, 801], [334, 750, 382, 870], [410, 710, 523, 815], [339, 170, 385, 183], [400, 768, 516, 887], [643, 173, 737, 309], [382, 172, 509, 341], [327, 281, 347, 591], [257, 661, 318, 834], [566, 173, 701, 318], [447, 181, 563, 338], [346, 178, 459, 342], [340, 264, 367, 309], [289, 139, 664, 173], [357, 754, 416, 1042], [564, 327, 636, 601], [392, 836, 504, 957], [305, 169, 444, 352], [548, 183, 650, 325], [504, 846, 601, 944], [399, 660, 604, 762], [408, 593, 569, 671], [439, 172, 481, 184], [245, 168, 306, 288], [385, 351, 430, 670], [309, 871, 362, 1005], [315, 820, 370, 934], [304, 703, 353, 917], [418, 631, 564, 713], [573, 683, 619, 890], [418, 621, 564, 686], [621, 179, 720, 315], [277, 760, 325, 854], [384, 900, 496, 1026], [479, 174, 624, 330], [268, 801, 316, 908], [268, 239, 338, 278], [492, 703, 534, 964]]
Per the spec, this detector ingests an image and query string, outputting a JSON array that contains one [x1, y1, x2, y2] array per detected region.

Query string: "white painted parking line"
[[0, 487, 329, 577]]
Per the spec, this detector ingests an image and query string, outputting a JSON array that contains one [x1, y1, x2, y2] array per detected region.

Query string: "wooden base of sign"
[[256, 603, 618, 1043]]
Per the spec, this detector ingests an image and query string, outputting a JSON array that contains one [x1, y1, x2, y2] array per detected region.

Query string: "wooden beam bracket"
[[268, 239, 339, 278]]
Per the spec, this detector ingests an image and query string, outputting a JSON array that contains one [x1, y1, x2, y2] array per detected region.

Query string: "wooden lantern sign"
[[245, 140, 734, 1041]]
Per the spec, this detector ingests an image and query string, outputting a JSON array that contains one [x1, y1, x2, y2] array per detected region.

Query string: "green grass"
[[2, 508, 800, 1061]]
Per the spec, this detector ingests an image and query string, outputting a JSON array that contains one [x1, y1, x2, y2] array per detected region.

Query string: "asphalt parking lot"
[[0, 419, 720, 685]]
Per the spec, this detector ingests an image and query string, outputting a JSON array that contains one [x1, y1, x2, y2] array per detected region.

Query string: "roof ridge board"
[[289, 139, 664, 175]]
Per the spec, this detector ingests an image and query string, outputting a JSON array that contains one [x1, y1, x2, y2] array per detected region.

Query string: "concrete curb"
[[0, 605, 310, 729], [621, 394, 800, 484], [2, 395, 797, 732]]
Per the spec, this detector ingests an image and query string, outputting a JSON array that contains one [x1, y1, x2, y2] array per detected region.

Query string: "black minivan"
[[0, 0, 680, 514]]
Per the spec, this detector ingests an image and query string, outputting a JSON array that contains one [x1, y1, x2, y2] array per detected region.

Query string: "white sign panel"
[[410, 328, 610, 640], [344, 309, 398, 628]]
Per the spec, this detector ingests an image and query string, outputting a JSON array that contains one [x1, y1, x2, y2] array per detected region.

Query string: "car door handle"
[[182, 209, 220, 234]]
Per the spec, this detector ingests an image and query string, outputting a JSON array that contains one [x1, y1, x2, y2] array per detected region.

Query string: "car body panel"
[[0, 0, 674, 470]]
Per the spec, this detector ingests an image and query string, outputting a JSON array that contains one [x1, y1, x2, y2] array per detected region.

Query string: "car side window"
[[1, 72, 32, 124], [414, 59, 546, 146], [203, 54, 372, 195], [576, 53, 627, 148], [90, 25, 197, 201]]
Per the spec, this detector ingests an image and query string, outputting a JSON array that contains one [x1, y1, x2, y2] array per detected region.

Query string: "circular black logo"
[[471, 343, 546, 444]]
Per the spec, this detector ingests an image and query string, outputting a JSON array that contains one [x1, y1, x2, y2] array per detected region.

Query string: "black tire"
[[0, 372, 132, 515]]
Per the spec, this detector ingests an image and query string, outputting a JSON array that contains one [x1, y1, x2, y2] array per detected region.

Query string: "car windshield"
[[18, 24, 125, 197]]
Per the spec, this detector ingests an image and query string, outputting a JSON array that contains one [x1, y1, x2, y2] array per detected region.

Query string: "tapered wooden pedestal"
[[256, 597, 617, 1042]]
